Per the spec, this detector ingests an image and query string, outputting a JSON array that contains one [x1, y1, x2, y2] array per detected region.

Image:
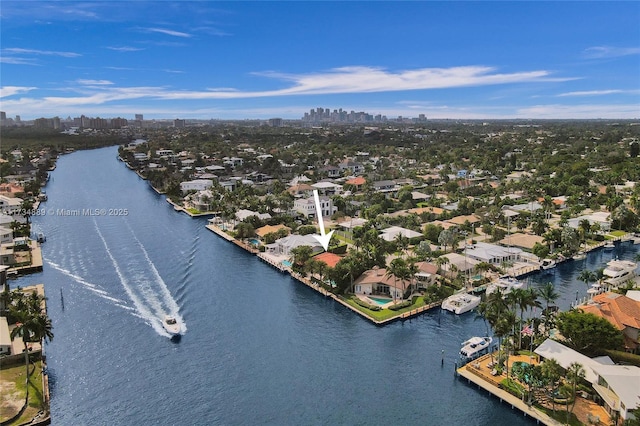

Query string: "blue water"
[[12, 146, 639, 425], [281, 259, 292, 267]]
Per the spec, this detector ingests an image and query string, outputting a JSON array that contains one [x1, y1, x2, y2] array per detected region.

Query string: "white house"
[[0, 316, 11, 355], [270, 234, 323, 257], [535, 339, 640, 422], [311, 181, 343, 196], [465, 241, 523, 266], [380, 226, 422, 242], [0, 226, 12, 245], [235, 209, 271, 222], [0, 195, 22, 215], [180, 179, 214, 193], [567, 212, 612, 232], [294, 196, 335, 219], [353, 266, 407, 299]]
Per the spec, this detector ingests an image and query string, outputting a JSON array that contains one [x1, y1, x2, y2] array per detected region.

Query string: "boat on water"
[[460, 336, 493, 358], [539, 258, 557, 270], [604, 241, 615, 250], [441, 292, 481, 314], [162, 315, 181, 337], [37, 232, 46, 243], [485, 276, 524, 296], [573, 252, 586, 261], [603, 259, 637, 286]]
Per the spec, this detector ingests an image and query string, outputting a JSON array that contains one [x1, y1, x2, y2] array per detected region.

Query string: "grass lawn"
[[0, 360, 45, 425], [536, 405, 581, 426], [342, 296, 429, 322], [609, 230, 626, 237]]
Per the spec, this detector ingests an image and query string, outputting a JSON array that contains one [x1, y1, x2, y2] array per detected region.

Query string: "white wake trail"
[[93, 220, 172, 337]]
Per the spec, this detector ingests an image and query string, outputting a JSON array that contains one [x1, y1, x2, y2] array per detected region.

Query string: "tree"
[[541, 358, 563, 414], [386, 257, 409, 302], [556, 310, 624, 356], [565, 362, 586, 424], [289, 245, 314, 275], [8, 289, 54, 403], [438, 229, 455, 253], [537, 282, 559, 329], [577, 269, 597, 297]]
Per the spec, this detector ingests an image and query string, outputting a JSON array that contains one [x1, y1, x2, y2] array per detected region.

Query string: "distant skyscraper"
[[0, 111, 6, 121], [135, 114, 143, 121]]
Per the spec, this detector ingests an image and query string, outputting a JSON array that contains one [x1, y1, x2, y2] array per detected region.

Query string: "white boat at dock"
[[485, 276, 524, 296], [603, 259, 637, 286], [604, 241, 615, 250], [460, 336, 493, 358], [539, 258, 556, 270], [441, 293, 481, 314], [573, 252, 586, 261]]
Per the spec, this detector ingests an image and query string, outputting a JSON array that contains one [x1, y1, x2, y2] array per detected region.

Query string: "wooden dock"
[[457, 359, 564, 425]]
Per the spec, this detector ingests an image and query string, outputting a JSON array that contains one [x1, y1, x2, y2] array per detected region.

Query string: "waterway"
[[12, 146, 639, 425]]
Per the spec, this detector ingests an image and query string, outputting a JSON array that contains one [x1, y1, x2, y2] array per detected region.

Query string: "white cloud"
[[0, 86, 37, 98], [517, 104, 640, 119], [2, 48, 81, 57], [0, 57, 39, 65], [106, 46, 144, 52], [143, 27, 192, 38], [583, 46, 640, 59], [558, 89, 640, 97], [76, 79, 115, 86]]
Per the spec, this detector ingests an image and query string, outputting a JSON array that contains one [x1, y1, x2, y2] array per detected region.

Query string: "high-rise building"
[[135, 114, 143, 121]]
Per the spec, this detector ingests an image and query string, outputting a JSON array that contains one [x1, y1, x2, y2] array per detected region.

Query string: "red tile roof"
[[313, 252, 343, 268]]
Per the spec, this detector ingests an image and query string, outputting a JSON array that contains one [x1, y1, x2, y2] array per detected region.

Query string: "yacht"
[[441, 293, 481, 314], [485, 276, 524, 296], [460, 336, 493, 358], [573, 252, 586, 261], [603, 259, 637, 286], [162, 315, 181, 337], [540, 258, 557, 270], [603, 241, 615, 250]]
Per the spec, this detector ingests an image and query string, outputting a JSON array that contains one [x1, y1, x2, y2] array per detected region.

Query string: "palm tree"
[[476, 289, 509, 365], [435, 256, 449, 275], [289, 245, 314, 275], [537, 282, 559, 330], [577, 269, 597, 295], [8, 289, 54, 402], [565, 362, 585, 423], [386, 257, 408, 302]]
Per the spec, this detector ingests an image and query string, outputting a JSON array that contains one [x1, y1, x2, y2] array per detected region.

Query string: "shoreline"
[[205, 223, 440, 325]]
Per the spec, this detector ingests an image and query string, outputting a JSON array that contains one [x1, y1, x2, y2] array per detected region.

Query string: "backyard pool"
[[369, 296, 393, 305], [281, 260, 292, 267]]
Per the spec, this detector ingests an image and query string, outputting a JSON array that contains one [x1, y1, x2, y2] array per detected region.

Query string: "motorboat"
[[573, 252, 586, 261], [441, 293, 481, 314], [603, 241, 615, 250], [540, 258, 557, 270], [485, 276, 524, 296], [460, 336, 493, 358], [162, 315, 181, 336], [603, 259, 637, 286], [587, 283, 602, 296], [37, 232, 46, 243]]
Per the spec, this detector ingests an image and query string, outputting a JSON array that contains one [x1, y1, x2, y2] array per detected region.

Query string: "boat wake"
[[93, 219, 186, 338], [46, 259, 136, 313]]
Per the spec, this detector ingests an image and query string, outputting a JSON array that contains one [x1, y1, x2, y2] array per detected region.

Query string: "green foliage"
[[500, 378, 525, 398], [557, 310, 624, 356], [352, 297, 381, 311], [388, 300, 412, 311], [603, 350, 640, 367]]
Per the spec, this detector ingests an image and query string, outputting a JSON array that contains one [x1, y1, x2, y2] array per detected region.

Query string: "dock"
[[457, 354, 563, 426]]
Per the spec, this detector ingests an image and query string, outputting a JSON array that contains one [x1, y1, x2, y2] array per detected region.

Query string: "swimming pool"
[[249, 238, 260, 246], [281, 260, 292, 267], [369, 296, 392, 305]]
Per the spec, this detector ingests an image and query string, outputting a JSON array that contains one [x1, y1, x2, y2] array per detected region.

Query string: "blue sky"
[[1, 1, 639, 120]]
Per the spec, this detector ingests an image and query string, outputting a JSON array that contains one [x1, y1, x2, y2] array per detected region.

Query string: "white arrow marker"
[[312, 189, 334, 252]]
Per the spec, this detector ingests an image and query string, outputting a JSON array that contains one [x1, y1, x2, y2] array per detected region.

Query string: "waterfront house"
[[180, 179, 214, 194], [270, 234, 323, 257], [498, 233, 544, 251], [313, 252, 342, 269], [414, 261, 438, 287], [580, 293, 640, 353], [465, 242, 523, 266], [535, 339, 640, 424], [353, 266, 408, 300], [0, 316, 11, 355], [567, 212, 612, 232]]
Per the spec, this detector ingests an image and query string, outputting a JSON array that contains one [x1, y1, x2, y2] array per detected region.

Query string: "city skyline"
[[1, 1, 639, 120]]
